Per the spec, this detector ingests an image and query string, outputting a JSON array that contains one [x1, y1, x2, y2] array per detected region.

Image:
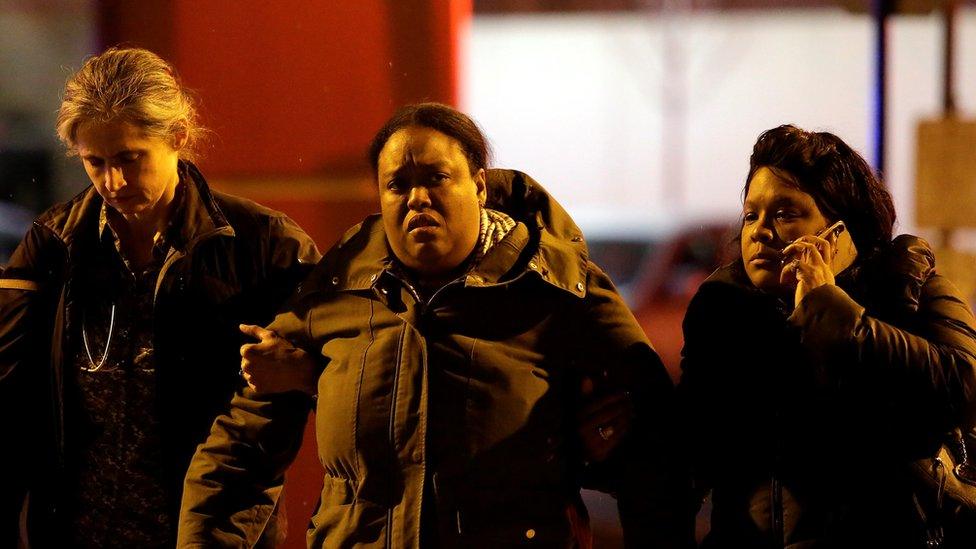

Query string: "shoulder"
[[32, 186, 99, 238], [210, 189, 292, 227], [852, 234, 936, 316], [210, 190, 315, 245], [684, 262, 781, 331], [3, 189, 97, 278], [689, 263, 754, 308], [860, 234, 935, 282], [292, 215, 385, 294]]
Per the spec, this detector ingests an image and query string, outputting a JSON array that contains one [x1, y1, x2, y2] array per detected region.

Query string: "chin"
[[746, 269, 781, 293]]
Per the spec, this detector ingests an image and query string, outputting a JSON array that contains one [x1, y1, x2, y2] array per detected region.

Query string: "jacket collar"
[[485, 168, 589, 297], [38, 160, 233, 252], [175, 161, 235, 249], [327, 211, 587, 299]]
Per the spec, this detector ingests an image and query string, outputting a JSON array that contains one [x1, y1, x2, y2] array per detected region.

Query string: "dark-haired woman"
[[678, 125, 976, 548], [179, 103, 688, 548]]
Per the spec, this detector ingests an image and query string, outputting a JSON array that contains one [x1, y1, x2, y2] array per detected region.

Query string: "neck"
[[108, 178, 181, 267], [413, 257, 474, 296], [125, 177, 181, 237]]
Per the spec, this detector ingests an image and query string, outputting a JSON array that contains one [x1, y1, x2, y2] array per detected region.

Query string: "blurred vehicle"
[[582, 218, 735, 547], [586, 218, 737, 381], [0, 201, 34, 265]]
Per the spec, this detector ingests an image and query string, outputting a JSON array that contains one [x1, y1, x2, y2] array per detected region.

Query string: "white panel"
[[463, 9, 966, 239]]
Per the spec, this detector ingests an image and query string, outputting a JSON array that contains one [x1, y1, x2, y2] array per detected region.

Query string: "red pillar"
[[99, 1, 469, 178]]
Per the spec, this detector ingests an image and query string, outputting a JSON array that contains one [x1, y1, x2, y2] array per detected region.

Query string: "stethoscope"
[[81, 303, 117, 373]]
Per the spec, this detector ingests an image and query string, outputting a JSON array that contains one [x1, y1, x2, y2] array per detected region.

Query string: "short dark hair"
[[745, 124, 896, 257], [367, 102, 491, 175]]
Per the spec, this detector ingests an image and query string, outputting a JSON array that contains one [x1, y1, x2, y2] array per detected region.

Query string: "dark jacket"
[[679, 235, 976, 548], [0, 162, 320, 546], [178, 169, 689, 548]]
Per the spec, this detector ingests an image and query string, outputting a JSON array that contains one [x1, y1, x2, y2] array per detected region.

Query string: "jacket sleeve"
[[251, 214, 321, 323], [675, 280, 751, 508], [178, 306, 315, 547], [789, 272, 976, 429], [177, 216, 320, 547], [580, 261, 694, 549], [0, 225, 60, 546]]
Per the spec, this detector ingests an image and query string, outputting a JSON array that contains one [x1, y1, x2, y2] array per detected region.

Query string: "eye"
[[85, 157, 104, 169], [119, 153, 140, 164], [429, 173, 449, 184], [742, 211, 757, 223], [386, 178, 404, 192], [774, 209, 799, 221]]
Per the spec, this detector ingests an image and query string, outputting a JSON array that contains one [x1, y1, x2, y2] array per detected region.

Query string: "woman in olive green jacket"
[[178, 103, 688, 548]]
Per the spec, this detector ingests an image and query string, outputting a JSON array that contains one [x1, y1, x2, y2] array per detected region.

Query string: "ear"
[[172, 128, 189, 152], [474, 168, 487, 205]]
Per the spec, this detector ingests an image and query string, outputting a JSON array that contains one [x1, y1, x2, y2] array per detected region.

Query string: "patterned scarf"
[[471, 205, 516, 266]]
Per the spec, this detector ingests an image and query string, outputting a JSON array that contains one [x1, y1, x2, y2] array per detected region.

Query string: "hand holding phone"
[[780, 219, 857, 306]]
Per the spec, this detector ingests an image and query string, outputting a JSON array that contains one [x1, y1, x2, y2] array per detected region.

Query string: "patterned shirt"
[[67, 191, 184, 548]]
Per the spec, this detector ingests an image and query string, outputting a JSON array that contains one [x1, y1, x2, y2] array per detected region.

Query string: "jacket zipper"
[[380, 273, 470, 547]]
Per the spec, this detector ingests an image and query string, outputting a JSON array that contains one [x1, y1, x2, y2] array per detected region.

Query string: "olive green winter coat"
[[178, 169, 690, 548]]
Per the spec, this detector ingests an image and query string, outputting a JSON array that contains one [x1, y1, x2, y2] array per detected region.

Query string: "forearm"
[[791, 282, 976, 422], [178, 389, 311, 546]]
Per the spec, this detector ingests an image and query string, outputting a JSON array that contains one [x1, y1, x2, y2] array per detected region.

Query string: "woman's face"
[[740, 166, 831, 292], [75, 119, 184, 225], [378, 126, 486, 278]]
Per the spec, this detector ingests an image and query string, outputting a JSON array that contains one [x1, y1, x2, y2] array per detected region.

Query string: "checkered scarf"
[[471, 205, 516, 266]]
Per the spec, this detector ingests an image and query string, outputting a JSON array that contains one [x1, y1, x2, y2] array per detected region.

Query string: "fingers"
[[240, 358, 255, 387], [578, 391, 635, 456], [783, 235, 831, 264], [581, 401, 632, 432], [578, 392, 632, 420], [780, 239, 831, 285], [239, 323, 276, 342], [580, 376, 595, 397], [240, 327, 293, 359], [579, 406, 633, 462], [789, 241, 830, 282], [240, 340, 279, 358]]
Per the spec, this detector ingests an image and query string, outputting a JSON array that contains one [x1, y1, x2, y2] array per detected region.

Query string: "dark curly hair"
[[367, 102, 491, 175], [744, 124, 896, 258]]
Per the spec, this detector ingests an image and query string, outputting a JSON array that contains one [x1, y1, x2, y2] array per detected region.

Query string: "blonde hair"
[[56, 47, 205, 160]]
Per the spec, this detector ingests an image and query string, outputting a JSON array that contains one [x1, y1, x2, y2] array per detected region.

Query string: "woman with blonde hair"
[[0, 46, 319, 547]]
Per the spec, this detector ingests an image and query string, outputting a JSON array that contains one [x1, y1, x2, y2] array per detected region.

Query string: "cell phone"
[[816, 220, 846, 240]]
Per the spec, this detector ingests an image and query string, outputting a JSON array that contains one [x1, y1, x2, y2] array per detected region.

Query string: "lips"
[[407, 213, 439, 232], [750, 250, 783, 267], [108, 193, 136, 202]]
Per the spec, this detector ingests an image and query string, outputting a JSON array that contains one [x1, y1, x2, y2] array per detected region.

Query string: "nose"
[[406, 185, 431, 210], [103, 166, 126, 193], [750, 217, 775, 244]]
